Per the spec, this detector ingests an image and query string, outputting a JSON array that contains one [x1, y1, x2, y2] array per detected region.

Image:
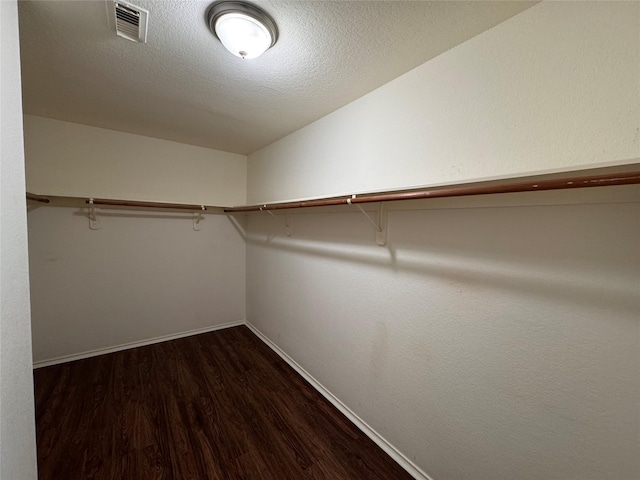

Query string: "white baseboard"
[[32, 320, 246, 369], [245, 322, 433, 480]]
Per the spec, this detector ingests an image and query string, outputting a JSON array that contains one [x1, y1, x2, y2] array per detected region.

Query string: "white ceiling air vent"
[[114, 1, 148, 43]]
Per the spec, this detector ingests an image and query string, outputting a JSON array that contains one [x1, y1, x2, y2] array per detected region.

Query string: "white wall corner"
[[0, 1, 39, 478]]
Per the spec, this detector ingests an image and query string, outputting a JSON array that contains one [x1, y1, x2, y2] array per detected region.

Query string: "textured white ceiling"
[[18, 1, 535, 155]]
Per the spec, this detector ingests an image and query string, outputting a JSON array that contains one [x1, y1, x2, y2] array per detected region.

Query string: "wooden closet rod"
[[26, 192, 50, 204], [86, 198, 206, 211], [26, 193, 207, 211], [224, 171, 640, 213]]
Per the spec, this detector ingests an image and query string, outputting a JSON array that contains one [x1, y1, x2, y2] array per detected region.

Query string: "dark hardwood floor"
[[34, 326, 414, 479]]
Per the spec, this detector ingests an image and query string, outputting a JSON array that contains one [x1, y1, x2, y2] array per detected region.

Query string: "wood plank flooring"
[[34, 326, 414, 479]]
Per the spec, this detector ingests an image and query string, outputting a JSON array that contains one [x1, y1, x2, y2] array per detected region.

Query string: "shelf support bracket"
[[88, 198, 101, 230], [376, 203, 387, 246], [263, 207, 292, 236], [350, 199, 386, 246], [193, 211, 203, 231]]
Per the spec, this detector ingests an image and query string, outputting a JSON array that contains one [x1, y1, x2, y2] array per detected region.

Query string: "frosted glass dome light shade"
[[207, 2, 278, 60], [216, 13, 271, 59]]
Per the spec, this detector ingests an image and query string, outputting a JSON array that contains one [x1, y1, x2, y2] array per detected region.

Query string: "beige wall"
[[24, 115, 247, 207], [0, 1, 38, 478], [28, 205, 246, 365], [24, 116, 249, 365], [248, 1, 640, 204], [24, 116, 249, 364], [246, 188, 640, 480]]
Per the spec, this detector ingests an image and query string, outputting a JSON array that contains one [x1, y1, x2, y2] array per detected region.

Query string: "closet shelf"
[[223, 170, 640, 213]]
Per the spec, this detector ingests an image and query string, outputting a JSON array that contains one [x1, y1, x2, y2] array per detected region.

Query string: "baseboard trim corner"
[[33, 320, 246, 369], [245, 322, 433, 480]]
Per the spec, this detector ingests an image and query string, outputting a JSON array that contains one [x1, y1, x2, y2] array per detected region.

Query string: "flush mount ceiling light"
[[206, 1, 278, 59]]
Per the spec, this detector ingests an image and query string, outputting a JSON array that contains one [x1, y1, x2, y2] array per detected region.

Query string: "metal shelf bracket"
[[88, 198, 101, 230], [376, 203, 388, 246], [262, 207, 292, 236], [349, 198, 387, 246], [193, 211, 203, 231]]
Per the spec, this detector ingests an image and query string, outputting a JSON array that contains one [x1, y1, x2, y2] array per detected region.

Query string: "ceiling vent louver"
[[114, 1, 148, 43]]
